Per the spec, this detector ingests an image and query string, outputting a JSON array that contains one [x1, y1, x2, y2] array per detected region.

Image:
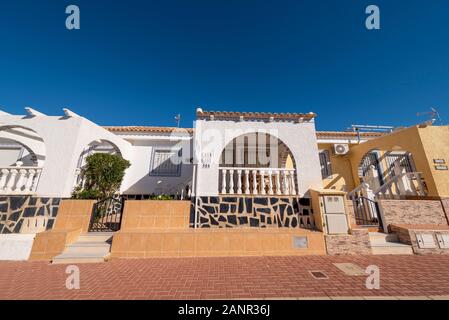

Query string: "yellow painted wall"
[[317, 144, 356, 192], [347, 125, 449, 197], [417, 126, 449, 197]]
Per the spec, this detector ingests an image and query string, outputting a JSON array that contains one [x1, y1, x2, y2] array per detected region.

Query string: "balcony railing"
[[376, 172, 427, 199], [0, 166, 43, 195], [219, 167, 297, 195]]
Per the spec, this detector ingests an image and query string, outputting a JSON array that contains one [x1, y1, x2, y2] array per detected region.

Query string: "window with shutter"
[[319, 150, 332, 179], [150, 149, 182, 176]]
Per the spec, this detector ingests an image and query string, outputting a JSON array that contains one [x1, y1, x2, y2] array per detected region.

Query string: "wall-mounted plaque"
[[434, 159, 446, 164], [435, 165, 448, 171], [201, 152, 212, 169], [293, 236, 308, 249]]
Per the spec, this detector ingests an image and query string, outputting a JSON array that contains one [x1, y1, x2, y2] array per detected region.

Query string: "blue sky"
[[0, 0, 448, 130]]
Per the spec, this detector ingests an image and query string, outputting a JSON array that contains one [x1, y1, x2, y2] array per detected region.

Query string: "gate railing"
[[351, 196, 381, 227], [88, 197, 124, 232]]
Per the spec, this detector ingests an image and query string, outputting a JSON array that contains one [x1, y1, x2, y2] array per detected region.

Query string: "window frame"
[[319, 149, 333, 179], [149, 147, 183, 177]]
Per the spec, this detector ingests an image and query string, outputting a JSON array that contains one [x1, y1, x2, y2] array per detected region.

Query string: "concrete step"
[[77, 233, 113, 243], [64, 243, 111, 255], [51, 233, 113, 264], [369, 232, 414, 255], [371, 245, 414, 255], [369, 232, 399, 244], [52, 253, 110, 264]]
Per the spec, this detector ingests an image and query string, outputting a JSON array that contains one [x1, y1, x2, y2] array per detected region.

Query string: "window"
[[150, 149, 182, 176], [319, 150, 332, 179]]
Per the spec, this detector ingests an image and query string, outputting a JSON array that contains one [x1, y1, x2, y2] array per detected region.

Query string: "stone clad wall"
[[325, 229, 372, 255], [0, 196, 61, 234], [193, 196, 314, 229], [378, 199, 448, 227]]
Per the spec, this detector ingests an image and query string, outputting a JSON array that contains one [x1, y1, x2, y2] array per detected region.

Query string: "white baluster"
[[268, 170, 274, 195], [29, 169, 39, 192], [260, 170, 266, 195], [282, 170, 289, 195], [74, 168, 81, 187], [236, 169, 242, 194], [275, 170, 281, 195], [252, 170, 258, 195], [24, 169, 35, 192], [289, 170, 296, 195], [0, 169, 9, 191], [229, 169, 234, 194], [244, 170, 250, 195], [16, 169, 27, 192], [5, 169, 18, 192], [221, 169, 227, 194]]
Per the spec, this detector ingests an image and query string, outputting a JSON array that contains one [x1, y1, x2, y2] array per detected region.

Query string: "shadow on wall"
[[123, 165, 193, 198], [323, 174, 348, 192]]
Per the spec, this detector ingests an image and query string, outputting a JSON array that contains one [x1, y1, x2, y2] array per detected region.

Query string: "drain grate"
[[309, 271, 329, 279]]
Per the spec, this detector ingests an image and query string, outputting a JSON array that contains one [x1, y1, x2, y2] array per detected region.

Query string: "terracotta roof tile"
[[316, 131, 386, 138], [196, 110, 316, 120], [105, 126, 384, 139], [104, 126, 194, 134]]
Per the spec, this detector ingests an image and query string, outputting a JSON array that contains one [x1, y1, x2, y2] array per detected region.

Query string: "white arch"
[[0, 125, 46, 166]]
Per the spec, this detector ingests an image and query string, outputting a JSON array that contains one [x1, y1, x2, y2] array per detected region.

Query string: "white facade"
[[1, 107, 366, 199], [0, 109, 194, 198], [193, 110, 324, 197]]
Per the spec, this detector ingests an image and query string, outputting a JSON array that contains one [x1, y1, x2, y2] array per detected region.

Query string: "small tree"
[[72, 153, 131, 201]]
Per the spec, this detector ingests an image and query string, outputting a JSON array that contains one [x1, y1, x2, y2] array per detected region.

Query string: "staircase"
[[369, 232, 413, 255], [52, 232, 113, 264]]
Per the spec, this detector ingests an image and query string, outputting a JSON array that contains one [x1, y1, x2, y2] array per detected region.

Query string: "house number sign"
[[201, 153, 212, 169]]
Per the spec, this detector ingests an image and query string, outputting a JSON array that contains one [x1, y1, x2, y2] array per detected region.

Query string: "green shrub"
[[72, 153, 130, 201]]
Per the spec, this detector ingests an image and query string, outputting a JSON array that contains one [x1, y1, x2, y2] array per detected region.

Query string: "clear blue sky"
[[0, 0, 448, 130]]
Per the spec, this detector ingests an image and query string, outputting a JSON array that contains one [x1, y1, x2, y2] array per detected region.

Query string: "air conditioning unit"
[[333, 143, 349, 155]]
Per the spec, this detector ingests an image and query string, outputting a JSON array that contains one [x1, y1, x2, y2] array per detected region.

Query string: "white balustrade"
[[244, 170, 250, 195], [236, 169, 242, 194], [0, 166, 42, 195], [275, 171, 281, 195], [252, 170, 258, 195], [228, 169, 234, 194], [260, 170, 266, 195], [219, 167, 297, 195], [268, 170, 274, 195]]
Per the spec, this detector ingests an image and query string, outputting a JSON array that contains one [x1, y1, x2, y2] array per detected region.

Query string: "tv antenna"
[[174, 114, 181, 127], [417, 107, 442, 125]]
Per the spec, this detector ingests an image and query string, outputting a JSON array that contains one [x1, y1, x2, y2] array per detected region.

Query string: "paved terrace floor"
[[1, 255, 449, 300]]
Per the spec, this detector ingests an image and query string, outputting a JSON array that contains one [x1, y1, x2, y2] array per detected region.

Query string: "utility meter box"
[[310, 189, 350, 235]]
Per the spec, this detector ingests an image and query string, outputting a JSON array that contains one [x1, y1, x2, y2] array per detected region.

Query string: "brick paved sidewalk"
[[1, 255, 449, 300]]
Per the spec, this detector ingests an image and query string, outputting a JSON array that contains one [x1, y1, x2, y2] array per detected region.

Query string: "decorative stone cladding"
[[324, 229, 372, 255], [345, 199, 356, 226], [441, 198, 449, 224], [389, 224, 449, 255], [192, 196, 314, 229], [0, 196, 61, 234], [378, 199, 448, 227]]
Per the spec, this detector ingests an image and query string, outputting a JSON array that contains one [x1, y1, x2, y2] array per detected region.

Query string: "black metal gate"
[[351, 196, 382, 227], [88, 197, 124, 232]]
